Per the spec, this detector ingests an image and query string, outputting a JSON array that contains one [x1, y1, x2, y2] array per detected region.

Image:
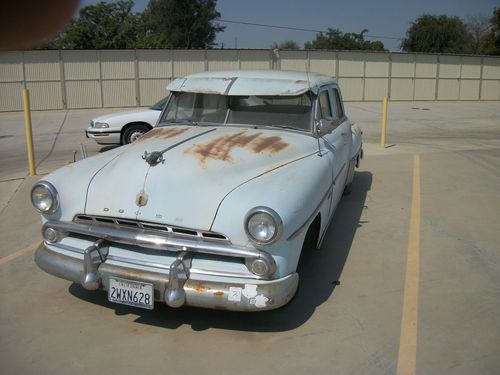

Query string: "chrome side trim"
[[334, 162, 346, 183]]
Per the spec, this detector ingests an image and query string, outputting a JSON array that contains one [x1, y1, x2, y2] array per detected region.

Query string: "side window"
[[333, 88, 345, 119], [318, 90, 332, 119]]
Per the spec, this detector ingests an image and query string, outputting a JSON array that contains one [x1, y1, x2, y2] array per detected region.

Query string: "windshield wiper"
[[163, 119, 219, 127], [263, 125, 302, 131], [163, 119, 196, 124]]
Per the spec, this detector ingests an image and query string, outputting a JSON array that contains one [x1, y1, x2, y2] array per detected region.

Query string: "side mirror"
[[314, 118, 335, 137]]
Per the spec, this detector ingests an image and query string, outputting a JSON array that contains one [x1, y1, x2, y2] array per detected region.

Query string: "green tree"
[[466, 15, 491, 54], [270, 40, 300, 49], [304, 28, 385, 51], [483, 8, 500, 55], [139, 0, 224, 48], [42, 1, 141, 49], [401, 14, 473, 53]]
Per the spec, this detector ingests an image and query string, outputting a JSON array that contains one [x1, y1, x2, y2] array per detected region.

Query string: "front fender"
[[37, 146, 125, 223], [211, 152, 332, 278]]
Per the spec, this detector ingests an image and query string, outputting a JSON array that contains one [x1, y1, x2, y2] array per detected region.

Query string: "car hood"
[[85, 126, 318, 231], [92, 108, 160, 124]]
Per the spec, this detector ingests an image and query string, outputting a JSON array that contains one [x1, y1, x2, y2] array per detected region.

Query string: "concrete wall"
[[1, 49, 499, 111]]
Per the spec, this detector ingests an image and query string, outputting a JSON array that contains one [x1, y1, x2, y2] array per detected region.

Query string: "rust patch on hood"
[[185, 131, 289, 164], [137, 127, 189, 142]]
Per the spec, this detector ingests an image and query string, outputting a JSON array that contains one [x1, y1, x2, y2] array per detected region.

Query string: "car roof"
[[166, 70, 335, 96]]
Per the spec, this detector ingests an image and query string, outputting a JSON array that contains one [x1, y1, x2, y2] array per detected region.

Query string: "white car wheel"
[[122, 124, 150, 144]]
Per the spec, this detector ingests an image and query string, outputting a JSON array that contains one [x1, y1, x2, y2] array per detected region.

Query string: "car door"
[[317, 85, 350, 214]]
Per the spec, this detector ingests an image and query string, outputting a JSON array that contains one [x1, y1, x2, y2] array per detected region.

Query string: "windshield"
[[159, 92, 313, 131], [150, 96, 169, 111]]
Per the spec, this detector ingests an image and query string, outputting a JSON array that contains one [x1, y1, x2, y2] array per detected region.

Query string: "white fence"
[[1, 49, 499, 111]]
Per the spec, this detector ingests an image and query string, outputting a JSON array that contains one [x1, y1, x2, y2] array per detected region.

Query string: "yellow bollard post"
[[380, 96, 388, 149], [23, 89, 36, 176]]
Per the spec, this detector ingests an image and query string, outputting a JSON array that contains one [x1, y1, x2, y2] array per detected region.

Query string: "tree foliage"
[[401, 14, 473, 53], [43, 1, 141, 49], [466, 15, 491, 54], [139, 0, 224, 48], [270, 40, 300, 49], [304, 28, 386, 51], [40, 0, 224, 49], [482, 8, 500, 55]]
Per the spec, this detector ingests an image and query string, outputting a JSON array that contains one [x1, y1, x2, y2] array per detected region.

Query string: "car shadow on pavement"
[[69, 171, 372, 332]]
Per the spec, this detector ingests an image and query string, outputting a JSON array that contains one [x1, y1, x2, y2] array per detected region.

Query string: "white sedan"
[[33, 70, 362, 312], [85, 97, 168, 145]]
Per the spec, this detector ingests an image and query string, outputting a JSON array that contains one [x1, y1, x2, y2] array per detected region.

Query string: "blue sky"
[[79, 0, 499, 51]]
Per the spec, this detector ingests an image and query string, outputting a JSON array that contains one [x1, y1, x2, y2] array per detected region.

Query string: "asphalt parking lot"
[[1, 101, 499, 374]]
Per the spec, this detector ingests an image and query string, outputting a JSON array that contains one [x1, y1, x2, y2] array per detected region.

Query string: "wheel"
[[121, 124, 150, 144]]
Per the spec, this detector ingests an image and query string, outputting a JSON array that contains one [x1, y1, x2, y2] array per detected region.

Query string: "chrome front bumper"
[[43, 220, 277, 279], [85, 127, 121, 144], [35, 243, 299, 311]]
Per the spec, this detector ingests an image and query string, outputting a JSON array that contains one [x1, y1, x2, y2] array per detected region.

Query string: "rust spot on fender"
[[185, 131, 289, 164], [137, 127, 189, 142], [213, 291, 224, 297]]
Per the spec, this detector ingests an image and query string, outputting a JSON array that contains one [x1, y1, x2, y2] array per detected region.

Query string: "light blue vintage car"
[[32, 70, 363, 311]]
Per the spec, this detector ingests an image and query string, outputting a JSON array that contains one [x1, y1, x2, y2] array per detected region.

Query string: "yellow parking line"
[[397, 154, 421, 375], [0, 242, 40, 266]]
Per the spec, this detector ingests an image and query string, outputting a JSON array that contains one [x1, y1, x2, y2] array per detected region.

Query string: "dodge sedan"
[[32, 70, 363, 311]]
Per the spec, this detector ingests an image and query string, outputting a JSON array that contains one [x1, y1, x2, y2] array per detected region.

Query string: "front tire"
[[121, 124, 150, 144]]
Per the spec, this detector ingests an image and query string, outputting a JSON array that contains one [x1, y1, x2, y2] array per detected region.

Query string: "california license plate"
[[108, 278, 154, 310]]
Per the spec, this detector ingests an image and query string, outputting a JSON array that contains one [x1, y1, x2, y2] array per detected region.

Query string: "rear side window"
[[318, 90, 332, 118], [333, 88, 345, 118]]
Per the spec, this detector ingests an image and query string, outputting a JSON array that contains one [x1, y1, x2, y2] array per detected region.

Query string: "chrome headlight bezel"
[[93, 121, 109, 129], [244, 206, 283, 245], [31, 181, 59, 214]]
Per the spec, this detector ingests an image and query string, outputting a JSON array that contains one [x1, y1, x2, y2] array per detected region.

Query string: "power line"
[[217, 19, 403, 41]]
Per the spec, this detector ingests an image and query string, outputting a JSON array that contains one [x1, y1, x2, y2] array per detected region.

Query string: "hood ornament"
[[142, 151, 164, 166], [136, 190, 149, 207]]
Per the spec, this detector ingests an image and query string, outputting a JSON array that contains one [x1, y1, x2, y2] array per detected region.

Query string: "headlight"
[[93, 121, 109, 129], [31, 181, 59, 214], [245, 207, 283, 244]]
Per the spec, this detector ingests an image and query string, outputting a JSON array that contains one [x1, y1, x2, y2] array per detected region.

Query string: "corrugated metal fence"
[[1, 49, 499, 111]]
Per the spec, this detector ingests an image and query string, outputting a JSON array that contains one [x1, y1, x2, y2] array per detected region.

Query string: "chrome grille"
[[73, 214, 229, 242]]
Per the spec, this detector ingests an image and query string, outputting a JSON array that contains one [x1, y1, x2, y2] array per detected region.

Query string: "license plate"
[[108, 278, 154, 310]]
